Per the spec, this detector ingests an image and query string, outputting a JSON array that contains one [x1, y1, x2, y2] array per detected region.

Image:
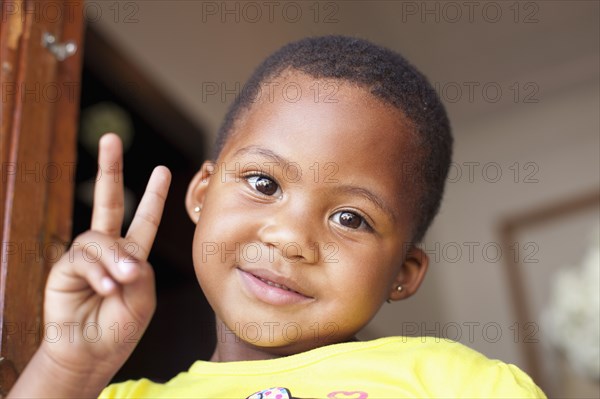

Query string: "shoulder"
[[349, 336, 546, 398], [99, 378, 166, 399]]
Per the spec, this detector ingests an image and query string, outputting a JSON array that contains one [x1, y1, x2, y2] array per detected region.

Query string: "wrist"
[[9, 345, 114, 398]]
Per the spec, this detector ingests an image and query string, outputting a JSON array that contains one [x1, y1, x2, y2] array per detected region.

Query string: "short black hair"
[[214, 35, 452, 243]]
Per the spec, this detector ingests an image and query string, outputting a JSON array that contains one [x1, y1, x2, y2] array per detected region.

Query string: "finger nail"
[[118, 260, 136, 275], [102, 277, 115, 292]]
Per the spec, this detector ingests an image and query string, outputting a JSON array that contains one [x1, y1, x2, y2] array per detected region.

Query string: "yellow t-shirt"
[[99, 336, 546, 398]]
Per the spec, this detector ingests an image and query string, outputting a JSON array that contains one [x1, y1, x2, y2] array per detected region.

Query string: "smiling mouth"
[[237, 267, 314, 304], [252, 274, 300, 293]]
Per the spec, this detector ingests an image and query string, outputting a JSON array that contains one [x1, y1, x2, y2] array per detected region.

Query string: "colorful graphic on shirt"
[[327, 392, 368, 398], [246, 387, 369, 399], [246, 387, 292, 399]]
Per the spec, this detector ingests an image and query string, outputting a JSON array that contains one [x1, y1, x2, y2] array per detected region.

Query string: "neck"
[[209, 317, 283, 362], [209, 317, 361, 362]]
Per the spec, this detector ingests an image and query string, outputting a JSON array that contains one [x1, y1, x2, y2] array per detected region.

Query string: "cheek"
[[191, 185, 264, 284], [194, 187, 255, 246], [328, 248, 396, 309]]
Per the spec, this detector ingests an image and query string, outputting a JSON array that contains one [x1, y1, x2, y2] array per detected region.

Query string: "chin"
[[249, 330, 356, 355], [242, 338, 323, 357]]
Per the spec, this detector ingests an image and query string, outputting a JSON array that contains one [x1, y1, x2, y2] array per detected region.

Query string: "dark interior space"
[[72, 26, 216, 383]]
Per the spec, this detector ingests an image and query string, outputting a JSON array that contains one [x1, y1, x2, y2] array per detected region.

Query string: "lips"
[[237, 267, 314, 305], [254, 275, 299, 293]]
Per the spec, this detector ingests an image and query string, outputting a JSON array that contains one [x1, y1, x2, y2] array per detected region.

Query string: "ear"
[[185, 161, 215, 223], [387, 246, 429, 301]]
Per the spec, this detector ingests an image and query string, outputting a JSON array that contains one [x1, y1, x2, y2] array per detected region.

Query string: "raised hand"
[[9, 133, 171, 398]]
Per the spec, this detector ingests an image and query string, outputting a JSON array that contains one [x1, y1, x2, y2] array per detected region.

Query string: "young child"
[[9, 36, 545, 398]]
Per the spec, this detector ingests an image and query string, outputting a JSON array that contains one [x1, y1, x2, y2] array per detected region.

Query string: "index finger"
[[91, 133, 125, 237], [125, 166, 171, 261]]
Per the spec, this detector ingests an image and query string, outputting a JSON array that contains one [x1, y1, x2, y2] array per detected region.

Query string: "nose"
[[257, 201, 320, 265]]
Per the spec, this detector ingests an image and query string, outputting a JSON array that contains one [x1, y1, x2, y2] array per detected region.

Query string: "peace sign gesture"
[[11, 133, 171, 397]]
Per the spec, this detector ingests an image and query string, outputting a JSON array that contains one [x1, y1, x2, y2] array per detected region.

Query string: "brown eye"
[[246, 175, 280, 196], [332, 211, 368, 230]]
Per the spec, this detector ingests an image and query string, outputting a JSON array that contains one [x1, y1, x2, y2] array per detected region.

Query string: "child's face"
[[186, 71, 428, 356]]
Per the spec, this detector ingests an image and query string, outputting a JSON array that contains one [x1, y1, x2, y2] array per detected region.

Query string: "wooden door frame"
[[0, 0, 85, 393]]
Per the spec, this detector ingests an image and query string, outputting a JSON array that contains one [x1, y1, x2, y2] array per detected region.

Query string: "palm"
[[42, 133, 171, 370]]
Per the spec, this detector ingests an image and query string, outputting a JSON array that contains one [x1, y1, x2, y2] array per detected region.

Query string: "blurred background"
[[72, 1, 599, 397]]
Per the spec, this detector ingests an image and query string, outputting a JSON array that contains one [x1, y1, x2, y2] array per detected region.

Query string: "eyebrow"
[[232, 145, 397, 223], [233, 146, 291, 169], [335, 185, 398, 224]]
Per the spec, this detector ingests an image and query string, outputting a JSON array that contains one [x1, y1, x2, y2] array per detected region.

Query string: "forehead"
[[224, 72, 416, 162], [220, 72, 418, 218]]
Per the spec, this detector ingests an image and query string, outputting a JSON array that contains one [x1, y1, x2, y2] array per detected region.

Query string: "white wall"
[[360, 72, 599, 390], [92, 1, 599, 141]]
